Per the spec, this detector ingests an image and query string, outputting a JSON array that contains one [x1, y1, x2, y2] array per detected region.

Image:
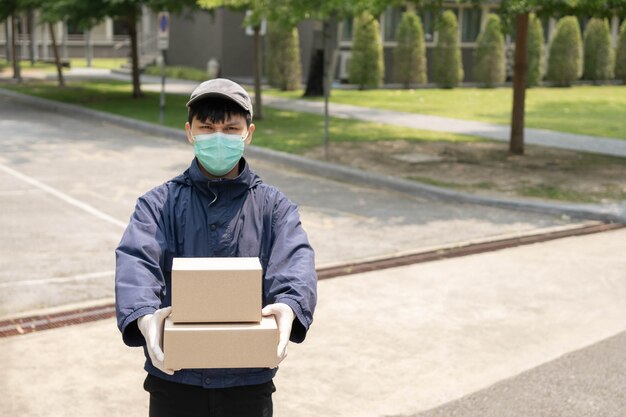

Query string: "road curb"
[[2, 87, 625, 223]]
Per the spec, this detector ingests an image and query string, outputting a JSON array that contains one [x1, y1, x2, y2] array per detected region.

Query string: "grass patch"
[[265, 85, 626, 140], [0, 80, 481, 154], [144, 65, 208, 81], [520, 183, 626, 203], [0, 58, 127, 72]]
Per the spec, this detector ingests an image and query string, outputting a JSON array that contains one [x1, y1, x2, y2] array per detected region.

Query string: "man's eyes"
[[199, 126, 240, 132]]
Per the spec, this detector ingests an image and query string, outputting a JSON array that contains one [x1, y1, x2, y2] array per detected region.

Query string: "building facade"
[[2, 3, 624, 83]]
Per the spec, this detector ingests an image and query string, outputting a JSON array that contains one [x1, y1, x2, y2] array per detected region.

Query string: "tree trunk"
[[49, 22, 65, 87], [85, 28, 93, 67], [28, 9, 36, 65], [253, 25, 263, 120], [11, 15, 21, 81], [304, 23, 324, 97], [127, 9, 143, 98], [322, 14, 341, 160], [510, 13, 529, 156], [4, 19, 11, 63]]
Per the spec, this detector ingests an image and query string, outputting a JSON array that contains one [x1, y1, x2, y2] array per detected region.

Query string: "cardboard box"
[[163, 316, 279, 369], [171, 257, 262, 323]]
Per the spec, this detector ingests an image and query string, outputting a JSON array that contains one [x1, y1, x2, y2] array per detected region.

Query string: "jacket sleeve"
[[264, 192, 317, 343], [115, 188, 169, 347]]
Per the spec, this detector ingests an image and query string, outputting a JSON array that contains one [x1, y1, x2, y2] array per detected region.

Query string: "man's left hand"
[[262, 303, 295, 364]]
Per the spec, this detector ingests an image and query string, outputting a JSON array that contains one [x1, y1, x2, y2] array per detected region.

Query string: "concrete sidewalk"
[[2, 228, 625, 417]]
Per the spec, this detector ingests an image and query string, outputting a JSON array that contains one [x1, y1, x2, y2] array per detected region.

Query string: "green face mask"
[[193, 132, 245, 176]]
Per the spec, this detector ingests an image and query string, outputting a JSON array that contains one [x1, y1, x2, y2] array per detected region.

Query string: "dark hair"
[[187, 97, 252, 127]]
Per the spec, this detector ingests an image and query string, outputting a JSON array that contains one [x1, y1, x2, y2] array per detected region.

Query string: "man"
[[115, 78, 317, 417]]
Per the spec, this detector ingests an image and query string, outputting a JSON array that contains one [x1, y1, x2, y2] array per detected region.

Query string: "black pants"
[[144, 374, 275, 417]]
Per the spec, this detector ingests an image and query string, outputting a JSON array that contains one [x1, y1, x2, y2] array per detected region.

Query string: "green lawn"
[[0, 80, 482, 154], [266, 85, 626, 140], [0, 58, 126, 71]]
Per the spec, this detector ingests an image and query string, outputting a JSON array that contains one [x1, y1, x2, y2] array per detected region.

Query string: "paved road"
[[2, 228, 625, 417], [0, 94, 581, 318]]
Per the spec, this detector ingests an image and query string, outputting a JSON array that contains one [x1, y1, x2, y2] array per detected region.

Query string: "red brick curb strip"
[[1, 222, 622, 339], [0, 304, 116, 338]]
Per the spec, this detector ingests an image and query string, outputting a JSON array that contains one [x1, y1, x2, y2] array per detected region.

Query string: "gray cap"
[[186, 78, 253, 118]]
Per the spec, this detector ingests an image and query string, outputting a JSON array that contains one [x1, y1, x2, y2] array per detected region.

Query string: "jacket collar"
[[184, 157, 261, 198]]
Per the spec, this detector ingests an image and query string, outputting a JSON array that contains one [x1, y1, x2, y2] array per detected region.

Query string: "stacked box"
[[163, 257, 279, 370]]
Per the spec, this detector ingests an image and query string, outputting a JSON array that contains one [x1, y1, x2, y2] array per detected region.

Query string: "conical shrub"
[[617, 20, 626, 82], [583, 18, 614, 81], [546, 16, 583, 86], [527, 13, 545, 87], [349, 11, 384, 89], [393, 11, 427, 88], [433, 10, 463, 88], [266, 24, 302, 91], [474, 13, 505, 87]]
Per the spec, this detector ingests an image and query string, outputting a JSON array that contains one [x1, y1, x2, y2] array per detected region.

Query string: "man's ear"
[[185, 122, 194, 145], [245, 123, 255, 145]]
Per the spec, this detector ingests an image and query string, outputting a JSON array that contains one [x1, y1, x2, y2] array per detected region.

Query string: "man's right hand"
[[137, 306, 175, 375]]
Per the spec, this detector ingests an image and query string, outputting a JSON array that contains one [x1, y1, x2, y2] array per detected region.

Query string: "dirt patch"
[[303, 140, 626, 204]]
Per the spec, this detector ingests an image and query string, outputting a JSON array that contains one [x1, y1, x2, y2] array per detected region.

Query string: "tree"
[[197, 0, 271, 118], [349, 10, 384, 89], [474, 13, 505, 87], [433, 10, 463, 88], [0, 0, 22, 81], [266, 23, 302, 91], [546, 16, 583, 86], [526, 13, 544, 87], [616, 20, 626, 82], [583, 17, 614, 81], [393, 10, 427, 88]]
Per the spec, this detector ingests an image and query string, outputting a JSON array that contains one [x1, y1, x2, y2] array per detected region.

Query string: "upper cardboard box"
[[170, 257, 262, 323]]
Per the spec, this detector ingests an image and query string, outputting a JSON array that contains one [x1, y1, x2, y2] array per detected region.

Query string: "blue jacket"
[[115, 158, 317, 388]]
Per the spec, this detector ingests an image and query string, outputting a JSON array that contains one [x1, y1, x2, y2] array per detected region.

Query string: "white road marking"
[[0, 161, 127, 229], [0, 270, 114, 288]]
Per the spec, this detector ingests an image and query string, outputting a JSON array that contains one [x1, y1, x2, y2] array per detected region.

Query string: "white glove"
[[262, 303, 295, 364], [137, 306, 175, 375]]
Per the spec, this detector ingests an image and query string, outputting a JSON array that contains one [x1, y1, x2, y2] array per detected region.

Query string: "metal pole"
[[159, 50, 166, 124], [322, 20, 330, 161]]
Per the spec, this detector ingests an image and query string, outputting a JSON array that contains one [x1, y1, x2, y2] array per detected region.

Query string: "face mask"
[[193, 132, 245, 176]]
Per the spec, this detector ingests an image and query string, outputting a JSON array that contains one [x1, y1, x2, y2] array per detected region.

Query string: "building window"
[[342, 17, 353, 42], [420, 10, 436, 42], [67, 21, 84, 35], [461, 7, 482, 42], [383, 6, 406, 41], [113, 18, 129, 36]]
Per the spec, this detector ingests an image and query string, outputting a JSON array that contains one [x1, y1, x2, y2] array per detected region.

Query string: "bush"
[[583, 18, 614, 81], [527, 13, 545, 87], [433, 10, 463, 88], [266, 24, 302, 91], [473, 13, 505, 87], [393, 11, 427, 87], [546, 16, 583, 86], [614, 20, 626, 82], [349, 11, 385, 89]]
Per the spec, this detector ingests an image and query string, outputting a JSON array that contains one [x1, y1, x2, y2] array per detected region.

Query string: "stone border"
[[2, 87, 625, 223]]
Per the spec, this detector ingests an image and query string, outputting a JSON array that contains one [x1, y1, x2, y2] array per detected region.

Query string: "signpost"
[[157, 12, 170, 124]]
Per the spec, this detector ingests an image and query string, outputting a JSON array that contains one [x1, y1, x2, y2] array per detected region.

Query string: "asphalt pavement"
[[0, 73, 625, 417]]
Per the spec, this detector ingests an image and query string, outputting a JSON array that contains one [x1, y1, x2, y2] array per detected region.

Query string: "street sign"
[[245, 10, 266, 36], [157, 12, 170, 50]]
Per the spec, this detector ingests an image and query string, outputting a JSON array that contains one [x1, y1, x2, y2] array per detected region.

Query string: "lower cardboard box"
[[163, 316, 279, 370]]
